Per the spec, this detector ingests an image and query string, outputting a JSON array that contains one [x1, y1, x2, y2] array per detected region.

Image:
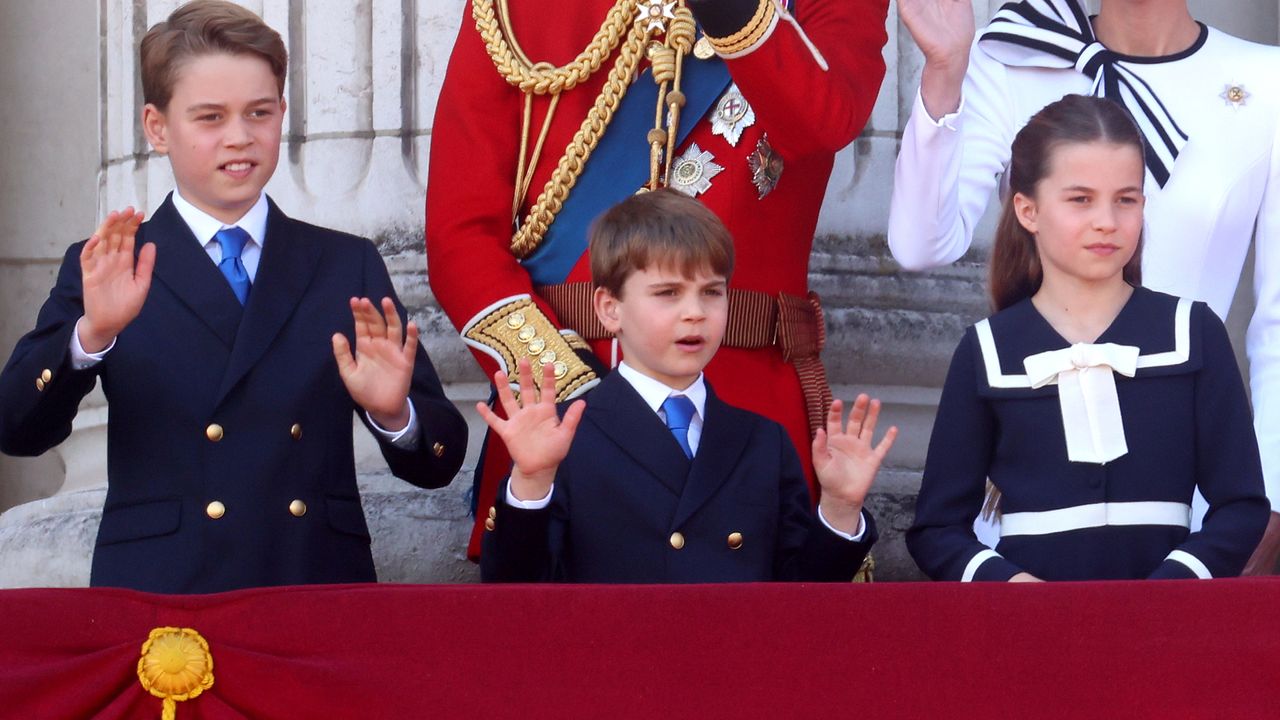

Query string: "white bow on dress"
[[1023, 342, 1140, 464]]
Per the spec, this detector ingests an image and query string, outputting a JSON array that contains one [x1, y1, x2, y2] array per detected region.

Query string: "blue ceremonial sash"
[[520, 56, 732, 286]]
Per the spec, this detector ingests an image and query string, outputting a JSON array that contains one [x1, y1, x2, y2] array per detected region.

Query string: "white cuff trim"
[[1166, 549, 1213, 579], [962, 549, 1002, 582]]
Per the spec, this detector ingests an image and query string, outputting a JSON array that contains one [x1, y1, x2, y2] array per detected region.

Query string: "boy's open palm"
[[813, 395, 898, 508], [477, 358, 585, 499], [79, 208, 155, 353], [332, 297, 418, 430]]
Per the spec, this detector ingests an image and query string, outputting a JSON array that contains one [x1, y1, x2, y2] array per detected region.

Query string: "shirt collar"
[[616, 362, 707, 420], [171, 189, 269, 247]]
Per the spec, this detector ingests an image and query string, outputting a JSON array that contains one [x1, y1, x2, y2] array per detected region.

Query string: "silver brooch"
[[636, 0, 675, 33], [1221, 83, 1250, 109], [670, 143, 724, 197], [711, 85, 756, 147]]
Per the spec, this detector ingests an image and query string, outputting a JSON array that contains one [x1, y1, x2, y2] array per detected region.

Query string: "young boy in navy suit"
[[479, 189, 896, 582], [0, 0, 467, 593]]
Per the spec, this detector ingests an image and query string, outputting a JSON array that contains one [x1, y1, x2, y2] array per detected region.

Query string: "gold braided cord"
[[474, 0, 639, 95], [510, 21, 652, 259], [661, 6, 696, 186]]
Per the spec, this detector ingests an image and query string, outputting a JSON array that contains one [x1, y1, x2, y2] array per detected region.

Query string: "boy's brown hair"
[[141, 0, 288, 111], [589, 188, 735, 297]]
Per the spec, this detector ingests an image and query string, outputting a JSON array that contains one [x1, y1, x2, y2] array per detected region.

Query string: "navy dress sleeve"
[[1149, 304, 1270, 578], [907, 329, 1024, 581]]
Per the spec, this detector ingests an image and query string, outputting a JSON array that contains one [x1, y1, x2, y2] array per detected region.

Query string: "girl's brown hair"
[[989, 95, 1145, 311]]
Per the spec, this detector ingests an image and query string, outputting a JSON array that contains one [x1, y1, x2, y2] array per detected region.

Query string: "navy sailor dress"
[[908, 287, 1270, 581]]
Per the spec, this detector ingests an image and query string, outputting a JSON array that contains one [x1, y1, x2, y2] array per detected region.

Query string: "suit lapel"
[[214, 200, 321, 405], [671, 384, 752, 529], [584, 373, 691, 497], [145, 196, 244, 349]]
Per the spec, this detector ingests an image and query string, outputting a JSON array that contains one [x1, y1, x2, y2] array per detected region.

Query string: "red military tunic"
[[427, 0, 889, 556]]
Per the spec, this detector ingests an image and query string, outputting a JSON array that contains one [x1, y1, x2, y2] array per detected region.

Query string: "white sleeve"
[[888, 39, 1019, 271], [506, 482, 553, 510], [68, 317, 115, 370], [365, 401, 420, 450], [817, 505, 867, 542], [1246, 116, 1280, 509]]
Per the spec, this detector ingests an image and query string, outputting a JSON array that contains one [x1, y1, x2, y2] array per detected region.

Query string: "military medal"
[[693, 36, 715, 60], [670, 143, 724, 197], [748, 135, 783, 199], [711, 85, 755, 147], [1221, 82, 1250, 109], [637, 0, 675, 33]]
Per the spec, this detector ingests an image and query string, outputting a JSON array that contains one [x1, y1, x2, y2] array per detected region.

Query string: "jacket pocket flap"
[[96, 499, 182, 546], [325, 495, 371, 541]]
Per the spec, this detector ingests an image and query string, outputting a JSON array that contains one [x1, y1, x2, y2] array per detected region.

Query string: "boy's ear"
[[593, 286, 622, 335], [1012, 192, 1038, 235], [142, 104, 170, 156]]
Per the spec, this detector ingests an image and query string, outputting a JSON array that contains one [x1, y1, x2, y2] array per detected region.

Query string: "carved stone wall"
[[1, 0, 1277, 586]]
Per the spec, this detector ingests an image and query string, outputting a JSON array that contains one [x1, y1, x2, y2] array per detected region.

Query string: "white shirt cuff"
[[506, 481, 554, 509], [69, 317, 115, 370], [915, 87, 963, 130], [817, 506, 866, 542], [366, 400, 420, 450]]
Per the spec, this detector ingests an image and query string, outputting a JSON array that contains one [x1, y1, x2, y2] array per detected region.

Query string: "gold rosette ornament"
[[137, 627, 215, 720]]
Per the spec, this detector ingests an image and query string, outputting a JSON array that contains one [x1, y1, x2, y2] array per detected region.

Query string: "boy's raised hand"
[[476, 358, 586, 502], [813, 395, 898, 535], [333, 297, 418, 431], [79, 207, 155, 353]]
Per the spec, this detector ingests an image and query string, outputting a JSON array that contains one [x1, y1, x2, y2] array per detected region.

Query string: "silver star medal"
[[670, 143, 724, 197], [711, 85, 756, 147], [637, 0, 675, 33], [1220, 83, 1250, 109]]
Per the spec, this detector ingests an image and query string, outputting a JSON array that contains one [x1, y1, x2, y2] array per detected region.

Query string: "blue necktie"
[[214, 226, 251, 305], [661, 395, 696, 459]]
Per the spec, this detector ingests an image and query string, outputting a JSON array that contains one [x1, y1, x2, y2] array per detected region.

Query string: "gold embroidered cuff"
[[462, 296, 599, 402], [705, 0, 776, 56]]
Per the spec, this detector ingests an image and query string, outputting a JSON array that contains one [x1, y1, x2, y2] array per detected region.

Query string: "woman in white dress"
[[891, 0, 1280, 573]]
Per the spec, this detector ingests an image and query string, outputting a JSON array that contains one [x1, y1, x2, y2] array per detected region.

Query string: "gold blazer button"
[[669, 532, 685, 550], [289, 499, 307, 517], [206, 501, 226, 519], [205, 424, 224, 442]]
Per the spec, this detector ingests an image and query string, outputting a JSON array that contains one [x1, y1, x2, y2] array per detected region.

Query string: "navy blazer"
[[481, 371, 875, 582], [908, 288, 1269, 582], [0, 195, 468, 593]]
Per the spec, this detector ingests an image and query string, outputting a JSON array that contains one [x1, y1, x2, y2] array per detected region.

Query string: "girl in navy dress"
[[907, 95, 1270, 581]]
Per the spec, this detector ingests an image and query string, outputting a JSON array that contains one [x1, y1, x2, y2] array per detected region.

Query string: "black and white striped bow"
[[979, 0, 1188, 187]]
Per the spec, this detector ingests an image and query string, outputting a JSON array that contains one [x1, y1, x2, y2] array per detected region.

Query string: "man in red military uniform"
[[427, 0, 890, 557]]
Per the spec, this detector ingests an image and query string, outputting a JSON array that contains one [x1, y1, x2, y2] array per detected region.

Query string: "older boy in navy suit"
[[479, 189, 896, 582], [0, 1, 467, 593]]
